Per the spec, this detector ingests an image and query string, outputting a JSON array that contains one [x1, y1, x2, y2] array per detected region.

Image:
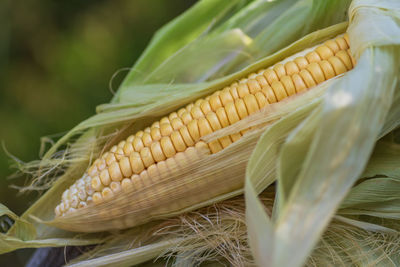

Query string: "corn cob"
[[55, 34, 355, 218]]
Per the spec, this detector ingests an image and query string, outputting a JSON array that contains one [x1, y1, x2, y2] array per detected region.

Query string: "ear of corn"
[[4, 2, 400, 265], [51, 33, 356, 232]]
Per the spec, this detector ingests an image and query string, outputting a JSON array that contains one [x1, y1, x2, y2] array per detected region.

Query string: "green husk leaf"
[[0, 204, 36, 241], [338, 176, 400, 220], [336, 141, 400, 222], [0, 203, 101, 254], [245, 1, 400, 267], [67, 238, 183, 267], [362, 141, 400, 178], [116, 0, 243, 88], [276, 42, 399, 267]]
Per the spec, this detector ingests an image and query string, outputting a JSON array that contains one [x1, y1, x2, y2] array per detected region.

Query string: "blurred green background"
[[0, 0, 195, 265]]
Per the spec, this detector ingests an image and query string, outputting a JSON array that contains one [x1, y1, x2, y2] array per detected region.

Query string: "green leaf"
[[244, 1, 400, 266], [116, 0, 241, 90]]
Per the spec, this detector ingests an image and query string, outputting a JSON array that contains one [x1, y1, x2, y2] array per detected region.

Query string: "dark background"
[[0, 0, 195, 265]]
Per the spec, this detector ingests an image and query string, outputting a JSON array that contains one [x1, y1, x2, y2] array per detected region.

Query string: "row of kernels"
[[90, 145, 207, 204], [256, 35, 350, 87], [55, 175, 93, 216], [260, 49, 354, 103]]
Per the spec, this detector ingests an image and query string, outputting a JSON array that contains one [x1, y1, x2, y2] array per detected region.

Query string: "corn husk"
[[2, 0, 400, 266], [245, 1, 400, 266]]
